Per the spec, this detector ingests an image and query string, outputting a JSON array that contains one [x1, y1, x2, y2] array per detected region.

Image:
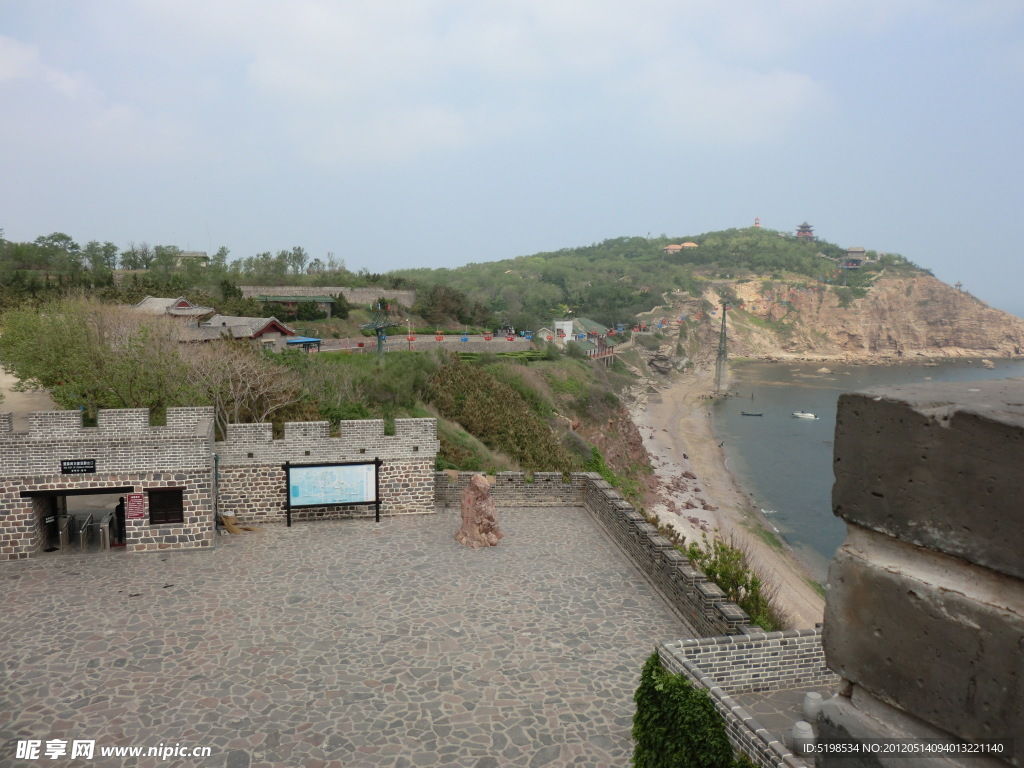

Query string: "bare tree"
[[184, 342, 300, 435]]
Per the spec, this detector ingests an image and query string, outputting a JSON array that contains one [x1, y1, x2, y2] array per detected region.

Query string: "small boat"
[[792, 411, 819, 420], [741, 411, 763, 417]]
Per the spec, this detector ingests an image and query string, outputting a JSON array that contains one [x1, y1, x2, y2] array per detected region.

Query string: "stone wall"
[[820, 379, 1024, 768], [660, 629, 838, 768], [436, 471, 756, 637], [0, 410, 439, 558], [0, 408, 216, 560], [434, 471, 584, 507], [239, 285, 418, 308], [218, 419, 439, 524]]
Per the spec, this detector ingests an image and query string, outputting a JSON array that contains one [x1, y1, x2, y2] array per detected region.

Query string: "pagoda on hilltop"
[[795, 222, 816, 241]]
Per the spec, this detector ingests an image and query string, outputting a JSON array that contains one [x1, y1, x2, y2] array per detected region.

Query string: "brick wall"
[[239, 285, 418, 308], [217, 419, 439, 524], [659, 629, 838, 768], [0, 408, 216, 560], [434, 471, 584, 507], [0, 410, 440, 558], [820, 380, 1024, 768]]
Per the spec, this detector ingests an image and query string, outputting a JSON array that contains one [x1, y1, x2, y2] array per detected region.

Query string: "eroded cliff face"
[[726, 275, 1024, 359]]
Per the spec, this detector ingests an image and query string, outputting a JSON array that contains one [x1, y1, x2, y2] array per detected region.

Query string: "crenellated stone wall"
[[0, 407, 216, 559], [0, 410, 439, 558], [820, 379, 1024, 768], [218, 418, 438, 523]]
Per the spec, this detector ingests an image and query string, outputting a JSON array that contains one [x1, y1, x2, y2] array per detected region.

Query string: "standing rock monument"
[[455, 474, 503, 549]]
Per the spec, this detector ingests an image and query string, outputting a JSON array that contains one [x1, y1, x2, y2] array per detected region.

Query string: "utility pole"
[[714, 299, 728, 394]]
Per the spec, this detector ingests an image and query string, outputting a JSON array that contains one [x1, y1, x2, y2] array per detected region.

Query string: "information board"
[[126, 493, 145, 520], [287, 463, 376, 507], [283, 460, 382, 526]]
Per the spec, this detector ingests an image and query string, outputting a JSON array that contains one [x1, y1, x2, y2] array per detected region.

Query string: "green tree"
[[0, 298, 195, 419]]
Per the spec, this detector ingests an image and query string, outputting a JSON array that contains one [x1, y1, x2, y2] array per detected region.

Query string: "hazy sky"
[[3, 2, 1023, 314]]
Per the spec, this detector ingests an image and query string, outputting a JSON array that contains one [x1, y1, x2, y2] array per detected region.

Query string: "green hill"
[[390, 227, 927, 331]]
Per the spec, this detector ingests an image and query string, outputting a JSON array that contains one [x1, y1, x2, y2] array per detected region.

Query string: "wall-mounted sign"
[[126, 493, 145, 520], [60, 459, 96, 475]]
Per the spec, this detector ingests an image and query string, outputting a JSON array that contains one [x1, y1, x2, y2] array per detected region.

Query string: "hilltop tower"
[[754, 217, 761, 228], [796, 222, 816, 241]]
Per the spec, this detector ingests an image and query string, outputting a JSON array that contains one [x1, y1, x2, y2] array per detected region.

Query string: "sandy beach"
[[630, 366, 826, 629]]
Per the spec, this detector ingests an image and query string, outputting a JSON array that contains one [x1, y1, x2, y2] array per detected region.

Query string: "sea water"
[[709, 358, 1024, 583]]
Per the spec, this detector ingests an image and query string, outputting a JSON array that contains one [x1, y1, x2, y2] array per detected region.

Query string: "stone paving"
[[1, 507, 693, 768], [731, 686, 838, 767]]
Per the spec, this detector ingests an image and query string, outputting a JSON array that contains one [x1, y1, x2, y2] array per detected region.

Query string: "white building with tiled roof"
[[133, 296, 215, 318]]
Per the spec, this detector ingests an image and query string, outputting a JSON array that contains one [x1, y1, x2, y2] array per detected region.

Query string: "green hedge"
[[633, 653, 750, 768]]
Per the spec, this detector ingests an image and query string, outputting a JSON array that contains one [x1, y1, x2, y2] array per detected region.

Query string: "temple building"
[[796, 222, 816, 241]]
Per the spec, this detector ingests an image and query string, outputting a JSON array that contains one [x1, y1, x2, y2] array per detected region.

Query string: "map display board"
[[286, 463, 377, 508]]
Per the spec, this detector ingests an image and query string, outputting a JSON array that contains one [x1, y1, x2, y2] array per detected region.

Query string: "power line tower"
[[714, 299, 728, 394]]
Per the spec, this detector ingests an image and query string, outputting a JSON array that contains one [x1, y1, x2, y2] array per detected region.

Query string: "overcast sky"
[[3, 1, 1023, 314]]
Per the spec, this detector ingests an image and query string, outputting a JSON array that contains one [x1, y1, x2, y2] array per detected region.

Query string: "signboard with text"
[[61, 459, 96, 475], [126, 493, 145, 520]]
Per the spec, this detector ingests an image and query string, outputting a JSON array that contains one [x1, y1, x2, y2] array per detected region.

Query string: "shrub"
[[426, 358, 575, 472], [685, 533, 786, 631], [632, 653, 736, 768]]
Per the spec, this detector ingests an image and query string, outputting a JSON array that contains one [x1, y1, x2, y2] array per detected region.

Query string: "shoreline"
[[629, 367, 826, 630]]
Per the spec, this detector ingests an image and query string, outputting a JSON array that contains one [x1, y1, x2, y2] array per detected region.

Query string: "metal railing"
[[98, 513, 113, 551], [79, 514, 93, 552], [58, 516, 70, 553]]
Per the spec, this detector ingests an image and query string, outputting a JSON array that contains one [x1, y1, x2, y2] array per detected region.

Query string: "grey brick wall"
[[434, 472, 584, 507], [218, 419, 439, 524], [0, 410, 438, 559], [239, 285, 418, 308], [659, 630, 838, 768], [0, 408, 216, 560]]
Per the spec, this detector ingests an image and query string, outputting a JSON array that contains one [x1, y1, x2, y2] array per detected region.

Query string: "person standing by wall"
[[114, 497, 126, 546]]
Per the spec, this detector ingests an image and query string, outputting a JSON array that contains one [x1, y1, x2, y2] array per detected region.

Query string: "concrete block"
[[823, 528, 1024, 748], [833, 379, 1024, 580]]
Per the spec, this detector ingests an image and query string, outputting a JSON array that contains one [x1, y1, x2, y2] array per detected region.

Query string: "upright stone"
[[821, 380, 1024, 768], [455, 474, 503, 549]]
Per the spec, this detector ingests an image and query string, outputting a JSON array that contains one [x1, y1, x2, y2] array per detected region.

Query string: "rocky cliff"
[[640, 274, 1024, 367]]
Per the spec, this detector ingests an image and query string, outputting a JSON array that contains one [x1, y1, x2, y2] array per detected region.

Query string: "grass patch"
[[805, 577, 826, 598]]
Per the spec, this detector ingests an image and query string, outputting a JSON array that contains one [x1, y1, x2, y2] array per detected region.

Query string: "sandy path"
[[0, 370, 57, 430], [630, 367, 826, 629]]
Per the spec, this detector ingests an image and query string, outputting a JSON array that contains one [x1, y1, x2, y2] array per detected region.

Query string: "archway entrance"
[[23, 487, 135, 554]]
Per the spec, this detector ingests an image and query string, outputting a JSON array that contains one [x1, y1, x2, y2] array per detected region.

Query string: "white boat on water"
[[792, 411, 819, 420]]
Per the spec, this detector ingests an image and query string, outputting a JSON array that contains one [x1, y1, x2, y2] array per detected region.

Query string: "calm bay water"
[[709, 358, 1024, 583]]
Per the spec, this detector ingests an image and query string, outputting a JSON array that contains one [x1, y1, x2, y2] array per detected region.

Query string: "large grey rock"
[[832, 379, 1024, 580], [823, 528, 1024, 750]]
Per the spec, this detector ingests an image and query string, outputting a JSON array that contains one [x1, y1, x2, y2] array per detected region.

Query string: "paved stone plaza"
[[2, 507, 692, 768]]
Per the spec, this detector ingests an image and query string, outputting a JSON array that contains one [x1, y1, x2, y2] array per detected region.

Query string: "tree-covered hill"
[[391, 227, 928, 331]]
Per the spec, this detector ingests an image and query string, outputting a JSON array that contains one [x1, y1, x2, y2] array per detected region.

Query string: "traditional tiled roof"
[[197, 315, 296, 340], [133, 296, 215, 317]]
